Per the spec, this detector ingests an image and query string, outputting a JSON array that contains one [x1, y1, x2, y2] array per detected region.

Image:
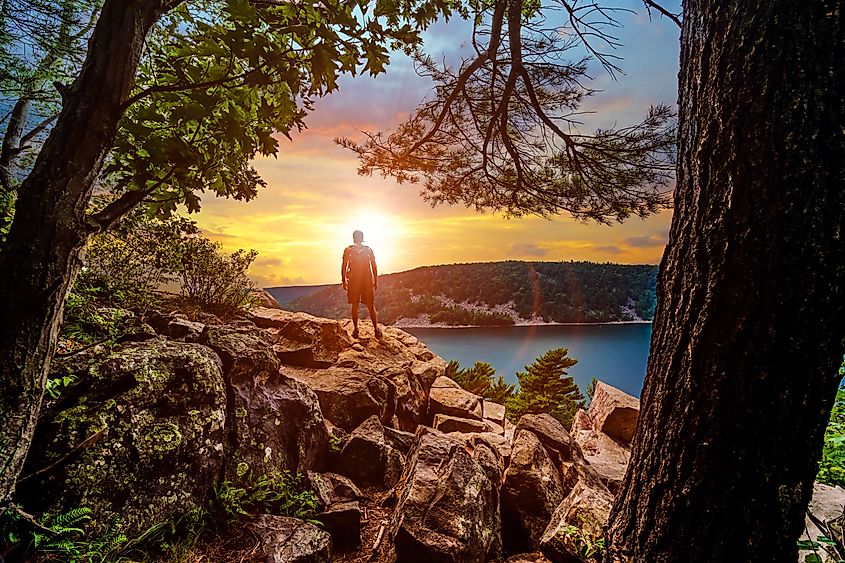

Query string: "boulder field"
[[18, 306, 844, 562]]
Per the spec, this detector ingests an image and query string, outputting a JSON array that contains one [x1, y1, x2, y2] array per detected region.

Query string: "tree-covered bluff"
[[281, 261, 658, 326]]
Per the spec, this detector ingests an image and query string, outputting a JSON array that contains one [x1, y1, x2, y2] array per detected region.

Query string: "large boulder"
[[433, 414, 491, 434], [539, 479, 614, 563], [588, 382, 639, 444], [429, 384, 484, 422], [334, 415, 407, 489], [501, 428, 566, 551], [484, 400, 507, 428], [251, 514, 331, 563], [447, 431, 513, 466], [388, 428, 502, 563], [19, 339, 227, 539], [571, 409, 630, 495], [514, 414, 576, 464], [307, 472, 364, 510], [284, 366, 393, 431], [201, 325, 328, 481]]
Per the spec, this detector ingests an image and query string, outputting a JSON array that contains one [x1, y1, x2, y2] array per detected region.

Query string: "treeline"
[[288, 261, 658, 325]]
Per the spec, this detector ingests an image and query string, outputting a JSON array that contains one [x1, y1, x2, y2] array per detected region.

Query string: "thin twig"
[[17, 427, 107, 484]]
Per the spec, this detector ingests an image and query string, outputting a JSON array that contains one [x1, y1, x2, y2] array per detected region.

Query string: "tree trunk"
[[605, 1, 845, 561], [0, 97, 30, 192], [0, 0, 166, 506]]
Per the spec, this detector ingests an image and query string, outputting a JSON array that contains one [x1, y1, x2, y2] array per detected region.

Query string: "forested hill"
[[284, 261, 658, 326]]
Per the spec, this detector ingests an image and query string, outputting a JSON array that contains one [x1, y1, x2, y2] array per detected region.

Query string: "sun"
[[339, 209, 398, 272]]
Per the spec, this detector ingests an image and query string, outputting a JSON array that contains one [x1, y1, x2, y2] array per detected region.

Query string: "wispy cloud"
[[512, 243, 549, 257]]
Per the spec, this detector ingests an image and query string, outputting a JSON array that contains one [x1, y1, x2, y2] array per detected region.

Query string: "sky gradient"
[[194, 2, 682, 287]]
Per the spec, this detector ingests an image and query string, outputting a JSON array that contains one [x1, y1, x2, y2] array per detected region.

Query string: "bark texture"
[[0, 0, 167, 505], [606, 1, 845, 561]]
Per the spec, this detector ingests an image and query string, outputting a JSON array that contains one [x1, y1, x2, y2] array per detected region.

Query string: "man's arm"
[[370, 250, 378, 290], [341, 250, 349, 289]]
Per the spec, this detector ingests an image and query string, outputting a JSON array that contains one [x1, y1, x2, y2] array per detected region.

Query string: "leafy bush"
[[816, 355, 845, 488], [61, 208, 198, 347], [446, 360, 516, 404], [179, 237, 258, 318], [78, 206, 198, 310], [211, 470, 319, 525], [506, 348, 585, 428]]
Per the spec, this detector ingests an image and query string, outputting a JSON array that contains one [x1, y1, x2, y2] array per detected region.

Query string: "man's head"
[[353, 230, 364, 244]]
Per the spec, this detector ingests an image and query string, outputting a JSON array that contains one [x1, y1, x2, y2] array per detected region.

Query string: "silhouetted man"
[[342, 229, 380, 339]]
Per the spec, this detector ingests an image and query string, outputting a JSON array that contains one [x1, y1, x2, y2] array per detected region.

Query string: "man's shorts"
[[347, 276, 374, 306]]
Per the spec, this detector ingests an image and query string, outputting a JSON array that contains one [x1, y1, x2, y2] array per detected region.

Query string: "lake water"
[[405, 323, 652, 398]]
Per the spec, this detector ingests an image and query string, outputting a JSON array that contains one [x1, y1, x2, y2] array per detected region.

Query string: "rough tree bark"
[[606, 1, 844, 561], [0, 0, 169, 506]]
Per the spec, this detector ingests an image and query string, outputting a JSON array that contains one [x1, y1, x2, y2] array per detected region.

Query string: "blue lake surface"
[[405, 323, 652, 398]]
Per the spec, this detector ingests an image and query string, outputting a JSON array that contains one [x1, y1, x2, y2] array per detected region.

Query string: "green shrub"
[[816, 355, 845, 488], [78, 206, 198, 310], [506, 348, 585, 428], [179, 237, 258, 318]]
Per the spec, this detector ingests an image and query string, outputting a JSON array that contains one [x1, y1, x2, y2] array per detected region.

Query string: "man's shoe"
[[352, 328, 359, 339]]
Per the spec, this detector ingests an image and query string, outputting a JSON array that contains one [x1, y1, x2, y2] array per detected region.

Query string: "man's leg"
[[351, 303, 359, 337], [366, 303, 380, 337]]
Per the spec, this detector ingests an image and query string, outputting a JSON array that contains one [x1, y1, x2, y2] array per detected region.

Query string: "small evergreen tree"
[[507, 348, 585, 428], [452, 361, 496, 396], [586, 377, 599, 402], [446, 360, 515, 404]]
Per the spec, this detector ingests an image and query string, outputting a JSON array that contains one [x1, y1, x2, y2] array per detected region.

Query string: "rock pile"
[[21, 305, 653, 562]]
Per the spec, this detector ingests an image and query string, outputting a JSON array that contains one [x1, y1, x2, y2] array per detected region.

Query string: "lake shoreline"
[[394, 319, 653, 329]]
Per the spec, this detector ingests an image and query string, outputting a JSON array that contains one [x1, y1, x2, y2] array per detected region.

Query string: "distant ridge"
[[265, 284, 334, 306], [271, 260, 658, 327]]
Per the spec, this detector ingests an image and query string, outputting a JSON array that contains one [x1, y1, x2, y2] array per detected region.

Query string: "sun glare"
[[339, 210, 398, 273]]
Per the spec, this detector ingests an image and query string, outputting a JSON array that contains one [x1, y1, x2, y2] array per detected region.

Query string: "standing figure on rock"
[[342, 229, 381, 339]]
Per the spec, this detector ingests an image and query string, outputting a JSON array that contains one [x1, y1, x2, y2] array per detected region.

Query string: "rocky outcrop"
[[569, 383, 639, 495], [447, 431, 513, 466], [19, 339, 227, 539], [251, 514, 331, 563], [29, 304, 646, 563], [252, 308, 445, 432], [389, 427, 502, 563], [484, 400, 507, 434]]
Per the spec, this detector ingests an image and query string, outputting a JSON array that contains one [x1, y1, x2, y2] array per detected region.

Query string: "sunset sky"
[[194, 2, 682, 287]]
